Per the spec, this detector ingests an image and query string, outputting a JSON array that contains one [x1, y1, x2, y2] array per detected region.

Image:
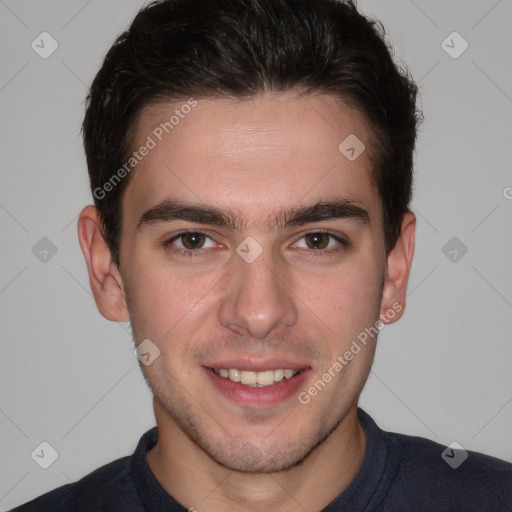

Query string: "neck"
[[147, 401, 366, 511]]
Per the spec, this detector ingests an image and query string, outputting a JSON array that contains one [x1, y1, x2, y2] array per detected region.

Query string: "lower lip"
[[202, 367, 310, 407]]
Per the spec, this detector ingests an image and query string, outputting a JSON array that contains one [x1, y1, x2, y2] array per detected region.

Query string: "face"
[[109, 93, 404, 472]]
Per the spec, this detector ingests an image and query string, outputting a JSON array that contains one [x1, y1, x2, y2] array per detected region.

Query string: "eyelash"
[[163, 230, 349, 258]]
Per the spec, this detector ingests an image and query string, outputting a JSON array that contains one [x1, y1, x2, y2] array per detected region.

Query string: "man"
[[12, 0, 512, 510]]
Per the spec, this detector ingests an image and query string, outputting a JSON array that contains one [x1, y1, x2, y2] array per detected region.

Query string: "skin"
[[78, 92, 415, 511]]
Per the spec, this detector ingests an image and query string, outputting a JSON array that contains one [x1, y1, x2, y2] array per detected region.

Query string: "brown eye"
[[304, 232, 330, 250], [180, 232, 206, 250], [292, 232, 349, 254], [164, 231, 218, 256]]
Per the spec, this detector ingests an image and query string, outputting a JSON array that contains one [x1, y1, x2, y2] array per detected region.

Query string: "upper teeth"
[[212, 368, 299, 386]]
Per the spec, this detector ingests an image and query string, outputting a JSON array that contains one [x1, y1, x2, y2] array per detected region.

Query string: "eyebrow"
[[137, 198, 370, 232]]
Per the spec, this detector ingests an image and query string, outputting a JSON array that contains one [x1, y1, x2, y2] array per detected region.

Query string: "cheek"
[[297, 258, 383, 339], [125, 258, 225, 350]]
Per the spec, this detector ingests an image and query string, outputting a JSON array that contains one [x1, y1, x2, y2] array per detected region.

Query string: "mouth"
[[202, 364, 310, 407], [210, 367, 301, 387]]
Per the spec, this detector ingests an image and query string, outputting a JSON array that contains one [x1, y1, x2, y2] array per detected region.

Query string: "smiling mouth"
[[209, 367, 302, 387]]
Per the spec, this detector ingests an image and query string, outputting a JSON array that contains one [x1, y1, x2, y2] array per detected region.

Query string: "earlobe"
[[77, 205, 130, 322], [380, 212, 416, 324]]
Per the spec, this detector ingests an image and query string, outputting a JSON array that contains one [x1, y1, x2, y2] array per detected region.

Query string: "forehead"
[[122, 93, 381, 230]]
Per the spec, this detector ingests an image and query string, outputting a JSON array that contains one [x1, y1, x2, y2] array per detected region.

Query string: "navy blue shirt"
[[11, 409, 512, 511]]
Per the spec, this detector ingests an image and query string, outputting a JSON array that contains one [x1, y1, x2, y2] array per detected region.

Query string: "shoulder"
[[384, 429, 512, 510], [10, 455, 143, 512]]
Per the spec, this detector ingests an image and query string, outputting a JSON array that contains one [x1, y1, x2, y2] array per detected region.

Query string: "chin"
[[189, 414, 343, 474], [199, 437, 314, 473]]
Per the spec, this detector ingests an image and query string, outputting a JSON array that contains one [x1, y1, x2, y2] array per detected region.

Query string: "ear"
[[379, 211, 416, 324], [77, 205, 130, 322]]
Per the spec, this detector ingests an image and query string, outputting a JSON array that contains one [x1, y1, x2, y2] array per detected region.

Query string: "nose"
[[218, 247, 298, 339]]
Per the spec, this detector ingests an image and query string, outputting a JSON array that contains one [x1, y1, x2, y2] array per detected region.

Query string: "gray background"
[[1, 0, 511, 509]]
